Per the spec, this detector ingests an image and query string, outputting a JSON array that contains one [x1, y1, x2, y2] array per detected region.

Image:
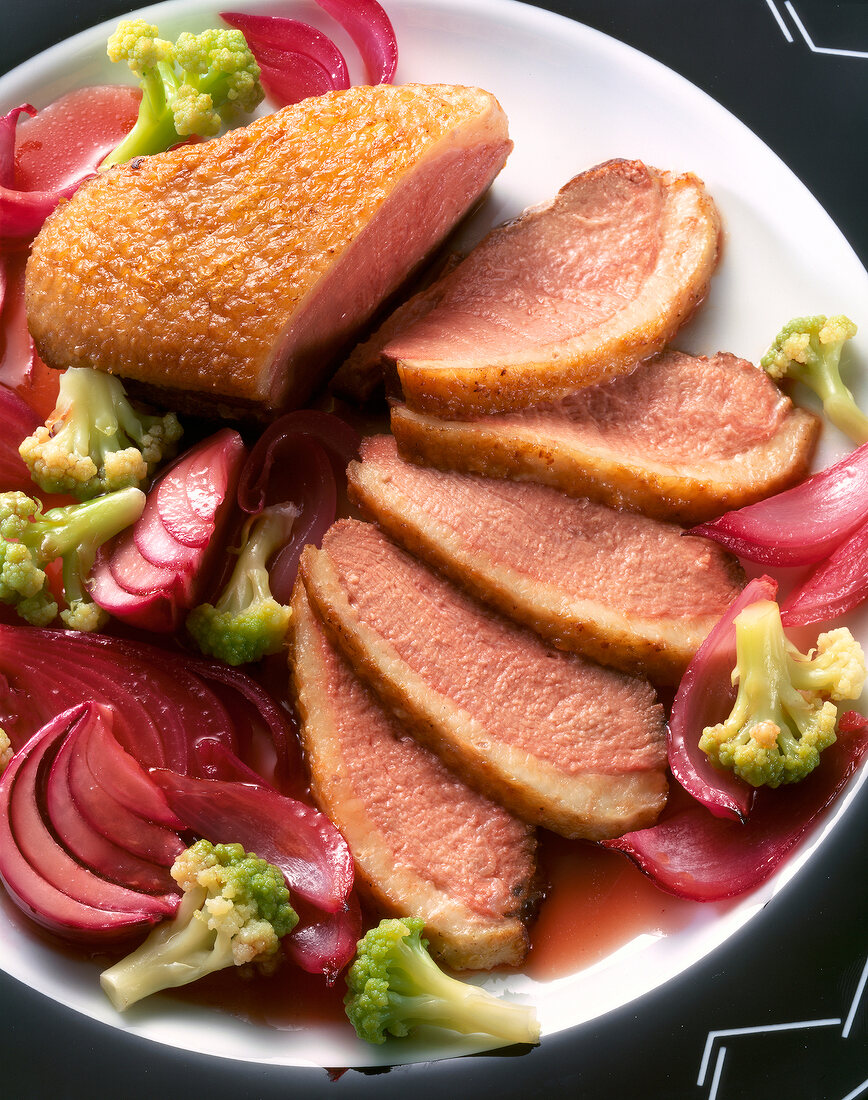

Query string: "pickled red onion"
[[668, 576, 778, 822], [781, 518, 868, 626], [691, 442, 868, 567], [315, 0, 398, 83]]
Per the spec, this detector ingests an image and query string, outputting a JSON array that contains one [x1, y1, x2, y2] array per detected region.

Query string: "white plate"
[[2, 0, 868, 1072]]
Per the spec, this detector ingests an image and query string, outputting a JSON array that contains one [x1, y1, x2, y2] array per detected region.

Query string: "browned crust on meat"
[[290, 585, 537, 970], [390, 402, 820, 525], [299, 542, 668, 840], [390, 161, 722, 418], [347, 440, 744, 683], [26, 84, 511, 417]]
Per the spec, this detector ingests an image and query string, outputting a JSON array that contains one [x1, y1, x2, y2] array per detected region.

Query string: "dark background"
[[2, 3, 868, 1098]]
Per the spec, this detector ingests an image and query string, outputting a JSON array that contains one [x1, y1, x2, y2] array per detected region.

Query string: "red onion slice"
[[668, 576, 778, 822], [0, 383, 41, 492], [151, 770, 354, 914], [692, 442, 868, 566], [0, 105, 34, 187], [315, 0, 398, 83], [220, 11, 350, 104], [284, 894, 361, 981], [781, 517, 868, 626], [604, 712, 868, 901]]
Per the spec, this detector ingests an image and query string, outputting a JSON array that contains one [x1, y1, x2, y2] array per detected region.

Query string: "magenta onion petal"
[[315, 0, 398, 83], [220, 11, 349, 104], [692, 442, 868, 567], [668, 576, 778, 821], [604, 711, 868, 901], [781, 516, 868, 626], [0, 384, 41, 492], [0, 105, 35, 187], [285, 893, 361, 981]]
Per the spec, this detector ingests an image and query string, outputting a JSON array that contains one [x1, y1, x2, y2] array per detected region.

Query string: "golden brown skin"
[[25, 84, 511, 418]]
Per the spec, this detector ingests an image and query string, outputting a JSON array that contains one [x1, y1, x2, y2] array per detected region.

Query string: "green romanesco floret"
[[0, 727, 12, 773], [101, 19, 263, 168], [761, 314, 866, 443], [699, 599, 865, 788], [0, 487, 145, 631], [344, 917, 540, 1046], [186, 503, 298, 665], [19, 367, 182, 500], [100, 839, 298, 1011]]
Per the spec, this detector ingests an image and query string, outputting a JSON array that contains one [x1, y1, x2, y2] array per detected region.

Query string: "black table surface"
[[2, 3, 867, 1098]]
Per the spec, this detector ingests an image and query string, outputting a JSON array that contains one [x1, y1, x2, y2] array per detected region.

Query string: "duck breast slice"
[[385, 159, 721, 418], [391, 349, 820, 524], [25, 84, 511, 418], [347, 435, 744, 684], [290, 585, 538, 971], [299, 520, 668, 840]]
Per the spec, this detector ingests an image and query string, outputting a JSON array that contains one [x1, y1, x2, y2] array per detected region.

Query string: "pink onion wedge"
[[315, 0, 398, 83], [220, 11, 350, 105], [668, 576, 778, 822], [285, 894, 362, 981], [0, 384, 41, 492], [603, 711, 868, 901], [0, 706, 177, 943], [692, 442, 868, 567], [781, 517, 868, 626], [151, 770, 354, 914]]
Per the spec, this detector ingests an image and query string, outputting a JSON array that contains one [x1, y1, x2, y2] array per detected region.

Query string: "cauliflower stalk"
[[345, 917, 540, 1046], [700, 599, 866, 788], [19, 367, 182, 500], [0, 488, 145, 631], [100, 19, 263, 169], [100, 839, 298, 1011], [0, 727, 12, 773], [186, 503, 298, 665], [761, 314, 866, 443]]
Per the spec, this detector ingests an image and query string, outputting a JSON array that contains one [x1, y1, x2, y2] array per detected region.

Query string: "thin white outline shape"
[[765, 0, 793, 42], [697, 1019, 841, 1087], [843, 955, 868, 1039], [842, 1079, 868, 1100], [784, 1, 868, 58]]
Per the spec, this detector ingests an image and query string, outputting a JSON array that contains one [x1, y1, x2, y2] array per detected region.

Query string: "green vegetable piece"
[[344, 916, 540, 1046], [0, 487, 145, 631], [186, 503, 297, 666], [19, 367, 182, 500], [101, 19, 264, 169], [100, 839, 298, 1011], [761, 314, 866, 443], [699, 599, 866, 788]]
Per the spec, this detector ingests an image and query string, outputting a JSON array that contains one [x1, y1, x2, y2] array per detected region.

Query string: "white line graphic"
[[843, 955, 868, 1039], [765, 0, 793, 42], [698, 1018, 842, 1086], [784, 2, 868, 59], [708, 1046, 727, 1100], [842, 1078, 868, 1100]]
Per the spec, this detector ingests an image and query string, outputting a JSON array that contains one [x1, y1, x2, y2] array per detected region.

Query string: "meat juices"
[[347, 435, 745, 683], [25, 84, 511, 417], [300, 520, 668, 841], [291, 586, 538, 970], [385, 159, 721, 418], [392, 350, 820, 524]]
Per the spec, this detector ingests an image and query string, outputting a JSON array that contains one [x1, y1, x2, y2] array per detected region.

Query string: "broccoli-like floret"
[[19, 367, 182, 500], [699, 599, 865, 788], [344, 917, 540, 1046], [0, 488, 145, 631], [761, 315, 866, 443], [186, 504, 297, 666], [100, 839, 298, 1011], [100, 19, 263, 169], [0, 727, 12, 773]]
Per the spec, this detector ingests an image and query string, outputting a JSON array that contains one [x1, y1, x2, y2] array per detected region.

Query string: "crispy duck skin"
[[25, 84, 511, 418], [290, 585, 539, 970], [391, 350, 820, 524], [385, 159, 722, 418], [300, 520, 668, 841], [347, 435, 745, 683]]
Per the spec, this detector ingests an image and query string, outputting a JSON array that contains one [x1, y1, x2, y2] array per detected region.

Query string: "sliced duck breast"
[[347, 435, 744, 683], [26, 84, 511, 418], [290, 585, 538, 970], [391, 349, 820, 524], [299, 520, 668, 840], [385, 159, 721, 418]]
